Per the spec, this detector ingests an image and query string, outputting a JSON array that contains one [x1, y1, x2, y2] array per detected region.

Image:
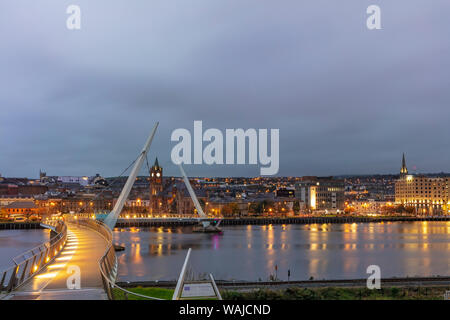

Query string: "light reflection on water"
[[113, 221, 450, 282]]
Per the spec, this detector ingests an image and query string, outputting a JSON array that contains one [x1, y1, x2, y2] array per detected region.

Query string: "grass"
[[112, 286, 174, 300], [113, 285, 448, 300], [112, 286, 222, 300], [222, 286, 449, 300]]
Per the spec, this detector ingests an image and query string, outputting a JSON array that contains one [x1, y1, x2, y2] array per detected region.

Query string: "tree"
[[381, 204, 415, 215]]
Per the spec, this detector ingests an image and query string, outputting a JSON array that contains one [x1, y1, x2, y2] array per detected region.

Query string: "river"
[[0, 229, 50, 269], [113, 221, 450, 282], [1, 222, 448, 281]]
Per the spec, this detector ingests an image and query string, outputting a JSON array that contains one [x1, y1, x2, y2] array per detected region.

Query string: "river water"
[[0, 229, 50, 269], [1, 222, 448, 281], [113, 221, 450, 282]]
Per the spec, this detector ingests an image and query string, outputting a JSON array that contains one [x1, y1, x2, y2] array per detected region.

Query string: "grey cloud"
[[1, 0, 450, 177]]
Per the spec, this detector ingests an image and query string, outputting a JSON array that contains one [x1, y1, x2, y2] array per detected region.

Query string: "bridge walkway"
[[4, 222, 108, 300]]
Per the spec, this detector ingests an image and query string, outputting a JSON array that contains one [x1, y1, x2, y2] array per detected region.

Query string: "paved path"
[[5, 223, 109, 300]]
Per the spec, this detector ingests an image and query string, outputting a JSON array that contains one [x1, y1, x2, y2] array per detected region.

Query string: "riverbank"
[[0, 222, 42, 230], [112, 287, 174, 300], [221, 286, 449, 300], [116, 276, 450, 290], [114, 281, 450, 300], [114, 215, 450, 228], [2, 216, 448, 230]]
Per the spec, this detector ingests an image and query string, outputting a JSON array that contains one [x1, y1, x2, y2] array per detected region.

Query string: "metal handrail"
[[12, 220, 64, 265], [0, 220, 67, 293], [67, 217, 163, 300], [98, 244, 163, 300], [67, 217, 113, 242]]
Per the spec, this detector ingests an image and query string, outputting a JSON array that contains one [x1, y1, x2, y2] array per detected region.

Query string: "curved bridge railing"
[[64, 217, 164, 300], [67, 217, 163, 300], [0, 220, 67, 293], [98, 239, 162, 300]]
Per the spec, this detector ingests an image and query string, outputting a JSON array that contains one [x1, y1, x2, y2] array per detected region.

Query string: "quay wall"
[[114, 216, 450, 228], [2, 217, 448, 230], [0, 222, 42, 230], [116, 276, 450, 289]]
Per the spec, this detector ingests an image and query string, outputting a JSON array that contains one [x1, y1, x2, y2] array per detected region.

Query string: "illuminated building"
[[1, 201, 40, 218], [395, 154, 449, 215], [295, 176, 345, 212]]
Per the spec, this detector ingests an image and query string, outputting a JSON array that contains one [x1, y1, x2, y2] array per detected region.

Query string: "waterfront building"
[[395, 154, 449, 215], [126, 198, 150, 208], [295, 176, 345, 212], [0, 200, 40, 218], [33, 196, 114, 215]]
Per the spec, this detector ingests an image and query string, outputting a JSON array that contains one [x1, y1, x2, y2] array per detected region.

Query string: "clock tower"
[[149, 158, 163, 214], [150, 157, 163, 195]]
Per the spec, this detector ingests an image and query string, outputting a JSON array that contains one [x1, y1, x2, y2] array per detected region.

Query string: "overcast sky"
[[1, 1, 449, 178]]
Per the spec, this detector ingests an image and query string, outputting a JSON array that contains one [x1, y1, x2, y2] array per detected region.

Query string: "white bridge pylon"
[[103, 122, 159, 229], [179, 164, 221, 229], [101, 122, 217, 230], [178, 164, 207, 219]]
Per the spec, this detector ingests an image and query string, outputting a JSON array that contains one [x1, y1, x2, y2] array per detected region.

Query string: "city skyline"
[[1, 151, 449, 179]]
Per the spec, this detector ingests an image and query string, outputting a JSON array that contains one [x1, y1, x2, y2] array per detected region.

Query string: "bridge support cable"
[[92, 154, 140, 203], [103, 122, 159, 229]]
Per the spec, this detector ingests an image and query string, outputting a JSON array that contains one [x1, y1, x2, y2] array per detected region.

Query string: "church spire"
[[400, 153, 408, 176], [153, 157, 159, 168]]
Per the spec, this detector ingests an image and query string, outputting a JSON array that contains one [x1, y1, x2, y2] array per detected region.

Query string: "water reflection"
[[113, 222, 450, 282]]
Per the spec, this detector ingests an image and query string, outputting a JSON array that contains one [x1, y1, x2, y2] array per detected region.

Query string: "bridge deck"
[[6, 222, 108, 300]]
